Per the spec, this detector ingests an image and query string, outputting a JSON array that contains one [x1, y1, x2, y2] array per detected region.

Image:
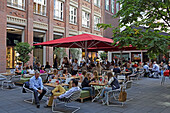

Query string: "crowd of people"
[[15, 56, 170, 108]]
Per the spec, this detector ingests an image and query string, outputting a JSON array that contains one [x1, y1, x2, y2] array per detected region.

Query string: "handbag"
[[118, 87, 127, 102]]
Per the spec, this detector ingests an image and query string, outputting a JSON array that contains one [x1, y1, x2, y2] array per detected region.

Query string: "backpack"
[[118, 87, 127, 102]]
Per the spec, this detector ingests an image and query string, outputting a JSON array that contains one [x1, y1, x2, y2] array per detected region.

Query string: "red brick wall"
[[0, 0, 7, 73]]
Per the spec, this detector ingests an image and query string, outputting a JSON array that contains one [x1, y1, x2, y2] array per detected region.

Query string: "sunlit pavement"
[[1, 77, 170, 113]]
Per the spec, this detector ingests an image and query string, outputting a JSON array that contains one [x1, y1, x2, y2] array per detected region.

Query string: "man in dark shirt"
[[113, 64, 121, 74]]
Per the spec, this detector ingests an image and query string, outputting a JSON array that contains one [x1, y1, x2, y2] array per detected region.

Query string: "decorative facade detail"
[[33, 21, 48, 30], [82, 6, 91, 13], [69, 29, 78, 35], [7, 15, 26, 26], [53, 25, 65, 33], [70, 0, 78, 8]]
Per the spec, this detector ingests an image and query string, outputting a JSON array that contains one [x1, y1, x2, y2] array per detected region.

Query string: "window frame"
[[69, 6, 77, 25], [94, 16, 100, 31], [7, 0, 25, 10], [94, 0, 100, 7], [33, 0, 47, 16], [54, 0, 64, 21], [111, 0, 115, 14], [105, 0, 109, 11], [82, 11, 90, 28]]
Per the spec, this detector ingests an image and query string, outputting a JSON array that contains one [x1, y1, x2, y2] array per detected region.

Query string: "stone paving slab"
[[1, 77, 170, 113]]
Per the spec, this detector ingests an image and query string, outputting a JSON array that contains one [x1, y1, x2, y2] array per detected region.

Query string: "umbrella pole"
[[85, 41, 87, 63]]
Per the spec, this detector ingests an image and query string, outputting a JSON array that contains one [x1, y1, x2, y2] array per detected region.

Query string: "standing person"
[[72, 59, 79, 75], [29, 71, 47, 108], [99, 72, 120, 100], [95, 62, 103, 75], [53, 57, 58, 69]]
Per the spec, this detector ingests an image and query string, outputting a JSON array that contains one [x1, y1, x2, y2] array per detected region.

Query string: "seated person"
[[143, 62, 149, 77], [21, 67, 27, 76], [63, 68, 71, 78], [152, 61, 160, 73], [81, 72, 95, 99], [52, 69, 59, 79], [99, 72, 120, 100], [40, 66, 45, 73], [44, 79, 80, 107], [28, 65, 35, 75], [113, 64, 121, 74], [93, 70, 99, 82], [15, 63, 22, 74], [45, 62, 51, 69], [29, 71, 47, 108], [79, 70, 86, 83]]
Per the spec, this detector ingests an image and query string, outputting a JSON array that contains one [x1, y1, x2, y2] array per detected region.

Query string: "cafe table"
[[89, 82, 106, 102], [121, 71, 131, 74], [44, 83, 69, 87], [1, 73, 16, 80]]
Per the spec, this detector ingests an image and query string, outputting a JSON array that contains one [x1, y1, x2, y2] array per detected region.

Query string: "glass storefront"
[[112, 53, 129, 61], [6, 27, 23, 68], [131, 52, 141, 62], [33, 31, 46, 65]]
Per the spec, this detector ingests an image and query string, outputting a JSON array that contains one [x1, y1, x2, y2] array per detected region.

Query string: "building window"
[[116, 1, 120, 13], [105, 0, 109, 11], [84, 0, 90, 2], [94, 0, 100, 7], [33, 0, 46, 16], [94, 16, 100, 31], [7, 0, 25, 9], [111, 0, 115, 13], [54, 0, 64, 20], [69, 6, 77, 24], [82, 11, 90, 28]]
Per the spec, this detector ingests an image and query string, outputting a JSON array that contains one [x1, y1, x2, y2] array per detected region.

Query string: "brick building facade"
[[0, 0, 119, 73]]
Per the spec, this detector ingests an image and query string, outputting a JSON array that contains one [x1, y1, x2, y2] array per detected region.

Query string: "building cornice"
[[7, 15, 26, 26]]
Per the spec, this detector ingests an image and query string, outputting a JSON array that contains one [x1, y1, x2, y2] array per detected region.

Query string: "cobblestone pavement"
[[1, 77, 170, 113]]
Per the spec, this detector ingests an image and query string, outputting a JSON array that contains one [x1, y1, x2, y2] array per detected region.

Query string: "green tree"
[[98, 0, 170, 59], [53, 47, 67, 65], [69, 48, 81, 59], [15, 42, 34, 65], [100, 52, 107, 60]]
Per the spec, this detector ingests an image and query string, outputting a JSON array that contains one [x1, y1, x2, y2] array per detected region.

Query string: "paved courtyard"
[[1, 77, 170, 113]]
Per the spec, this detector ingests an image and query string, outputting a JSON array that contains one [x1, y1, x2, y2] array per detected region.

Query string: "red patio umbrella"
[[34, 34, 114, 61], [86, 45, 137, 52]]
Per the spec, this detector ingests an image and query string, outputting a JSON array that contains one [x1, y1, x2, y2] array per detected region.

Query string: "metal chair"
[[103, 81, 133, 106], [1, 75, 21, 89], [22, 81, 49, 104], [52, 90, 81, 113], [0, 75, 6, 89], [40, 74, 48, 83], [22, 82, 34, 104]]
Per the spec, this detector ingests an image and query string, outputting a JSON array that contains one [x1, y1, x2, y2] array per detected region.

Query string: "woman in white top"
[[28, 65, 35, 74]]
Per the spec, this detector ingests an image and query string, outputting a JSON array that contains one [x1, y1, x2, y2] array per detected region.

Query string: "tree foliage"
[[69, 48, 81, 59], [53, 47, 67, 65], [100, 52, 107, 60], [15, 42, 34, 65], [98, 0, 170, 59]]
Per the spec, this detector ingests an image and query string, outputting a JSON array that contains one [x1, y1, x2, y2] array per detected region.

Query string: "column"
[[46, 0, 54, 66], [100, 0, 105, 36], [78, 0, 82, 34], [90, 0, 94, 33], [0, 0, 7, 72], [64, 0, 70, 56], [25, 0, 34, 66]]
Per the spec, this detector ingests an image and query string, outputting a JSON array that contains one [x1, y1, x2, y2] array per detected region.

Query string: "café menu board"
[[132, 53, 141, 61]]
